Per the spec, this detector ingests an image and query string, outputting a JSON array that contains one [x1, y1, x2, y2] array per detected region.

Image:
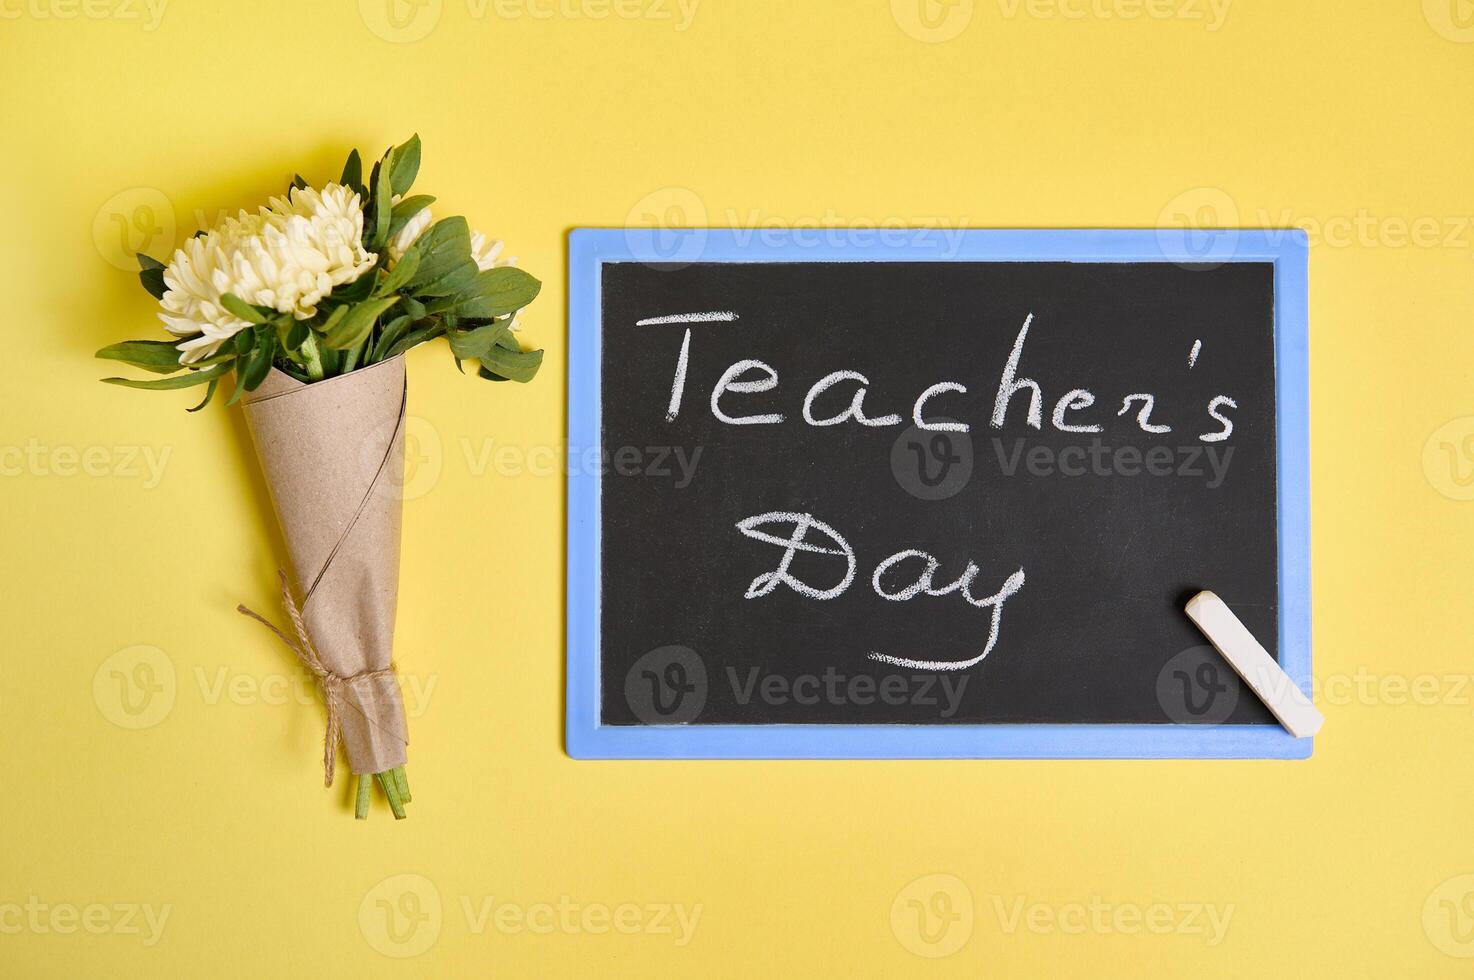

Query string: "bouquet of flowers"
[[96, 136, 542, 819]]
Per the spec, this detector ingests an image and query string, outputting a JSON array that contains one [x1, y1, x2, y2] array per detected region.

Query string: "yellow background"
[[4, 0, 1474, 975]]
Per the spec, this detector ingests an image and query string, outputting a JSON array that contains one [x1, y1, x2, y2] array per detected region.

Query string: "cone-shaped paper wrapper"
[[242, 356, 409, 775]]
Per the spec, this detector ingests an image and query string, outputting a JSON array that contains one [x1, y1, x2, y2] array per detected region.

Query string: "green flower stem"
[[355, 773, 371, 820], [299, 332, 325, 382], [353, 768, 412, 820], [376, 771, 407, 820]]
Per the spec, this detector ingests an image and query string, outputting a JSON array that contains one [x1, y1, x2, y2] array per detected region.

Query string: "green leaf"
[[362, 159, 382, 245], [400, 296, 426, 321], [370, 314, 413, 364], [323, 296, 401, 350], [405, 217, 474, 296], [318, 304, 349, 337], [137, 253, 168, 299], [446, 320, 509, 361], [243, 330, 275, 391], [375, 248, 420, 298], [371, 152, 393, 250], [282, 318, 310, 352], [186, 378, 219, 412], [139, 267, 167, 300], [418, 262, 478, 301], [386, 194, 435, 241], [102, 361, 231, 390], [220, 293, 268, 324], [226, 353, 250, 406], [274, 360, 311, 383], [331, 267, 378, 303], [389, 134, 421, 197], [319, 342, 341, 376], [340, 149, 363, 193], [234, 329, 254, 355], [384, 321, 446, 360], [341, 339, 365, 374], [189, 349, 240, 368], [477, 343, 543, 383], [453, 267, 541, 320], [290, 174, 309, 191], [95, 339, 183, 374]]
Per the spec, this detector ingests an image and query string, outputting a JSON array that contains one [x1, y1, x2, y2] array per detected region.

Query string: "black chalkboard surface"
[[566, 229, 1310, 759]]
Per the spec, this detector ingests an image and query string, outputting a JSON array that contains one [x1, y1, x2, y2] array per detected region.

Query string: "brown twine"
[[236, 569, 395, 787]]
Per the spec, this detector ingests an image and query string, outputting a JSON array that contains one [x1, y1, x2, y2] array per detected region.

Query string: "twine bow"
[[237, 569, 396, 787]]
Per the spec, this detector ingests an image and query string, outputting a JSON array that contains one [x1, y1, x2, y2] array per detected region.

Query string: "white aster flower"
[[471, 231, 522, 332], [386, 198, 433, 266], [469, 229, 516, 272], [159, 183, 378, 363]]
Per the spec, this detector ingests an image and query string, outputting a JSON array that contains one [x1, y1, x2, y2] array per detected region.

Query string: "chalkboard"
[[568, 229, 1309, 759]]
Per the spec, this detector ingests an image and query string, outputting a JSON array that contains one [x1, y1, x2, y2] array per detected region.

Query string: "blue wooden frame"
[[567, 228, 1311, 759]]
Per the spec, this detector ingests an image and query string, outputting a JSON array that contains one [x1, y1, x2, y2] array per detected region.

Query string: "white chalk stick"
[[1184, 591, 1323, 738]]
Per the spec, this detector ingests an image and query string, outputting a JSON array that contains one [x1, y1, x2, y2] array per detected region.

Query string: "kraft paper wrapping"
[[241, 356, 409, 776]]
